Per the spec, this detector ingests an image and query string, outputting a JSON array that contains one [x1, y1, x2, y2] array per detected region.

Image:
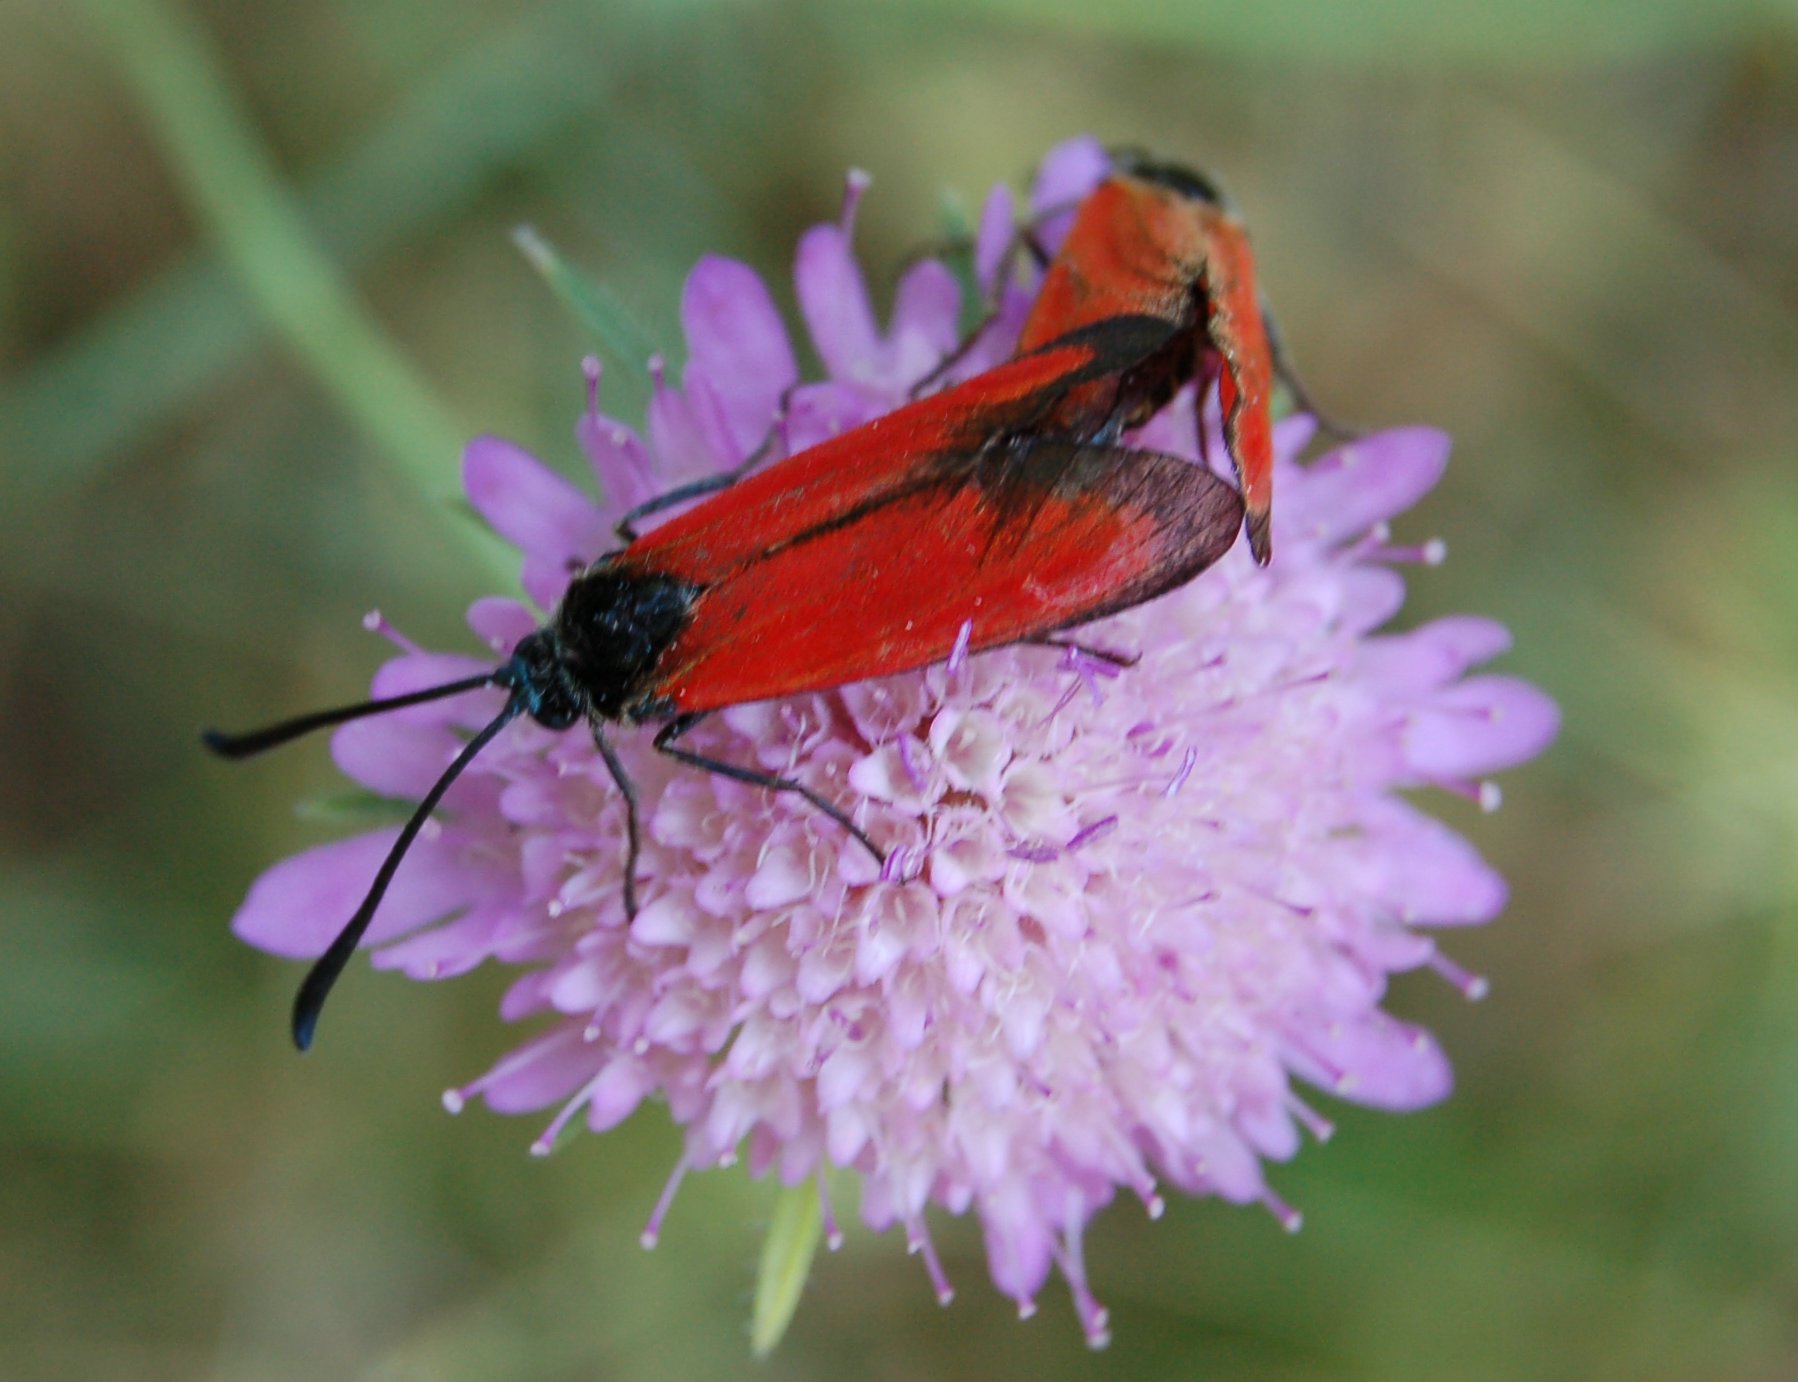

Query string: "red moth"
[[1011, 156, 1339, 566], [206, 316, 1244, 1049]]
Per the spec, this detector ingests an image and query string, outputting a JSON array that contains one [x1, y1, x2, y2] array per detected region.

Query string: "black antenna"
[[202, 673, 500, 758], [203, 667, 526, 1049], [290, 699, 523, 1050]]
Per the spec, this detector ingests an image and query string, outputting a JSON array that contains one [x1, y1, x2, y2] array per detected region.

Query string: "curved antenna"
[[291, 699, 522, 1051], [203, 674, 501, 758]]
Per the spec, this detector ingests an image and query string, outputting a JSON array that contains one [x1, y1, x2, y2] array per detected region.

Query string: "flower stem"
[[750, 1182, 824, 1357], [77, 0, 515, 584]]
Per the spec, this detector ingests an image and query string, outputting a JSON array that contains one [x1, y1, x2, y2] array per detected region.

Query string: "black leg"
[[1023, 635, 1140, 669], [906, 216, 1063, 401], [592, 728, 642, 918], [908, 316, 996, 399], [615, 471, 741, 542], [1261, 299, 1355, 442], [653, 715, 884, 866], [614, 382, 802, 541]]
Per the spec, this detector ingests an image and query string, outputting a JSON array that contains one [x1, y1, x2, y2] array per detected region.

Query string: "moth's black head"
[[1111, 152, 1231, 210], [509, 561, 698, 725], [499, 627, 586, 729]]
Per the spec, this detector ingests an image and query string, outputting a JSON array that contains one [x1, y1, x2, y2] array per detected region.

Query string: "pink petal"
[[1418, 614, 1516, 669], [645, 366, 728, 485], [974, 182, 1016, 293], [330, 718, 463, 798], [586, 1057, 654, 1131], [1301, 1017, 1455, 1112], [370, 651, 494, 702], [462, 436, 609, 571], [467, 596, 538, 653], [1336, 566, 1409, 635], [469, 1027, 598, 1114], [680, 255, 798, 456], [1031, 135, 1110, 218], [780, 380, 884, 452], [1358, 616, 1513, 693], [980, 1181, 1056, 1305], [887, 258, 962, 375], [1348, 798, 1509, 925], [677, 370, 758, 469], [374, 903, 508, 978], [1289, 428, 1451, 546], [231, 830, 494, 957], [746, 839, 817, 909], [795, 222, 879, 379], [631, 892, 699, 947], [1405, 676, 1561, 778], [576, 409, 659, 519]]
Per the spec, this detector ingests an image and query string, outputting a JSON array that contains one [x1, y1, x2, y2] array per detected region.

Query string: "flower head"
[[230, 140, 1558, 1345]]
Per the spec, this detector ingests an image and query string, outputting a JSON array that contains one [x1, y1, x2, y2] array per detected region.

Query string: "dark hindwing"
[[974, 435, 1245, 626]]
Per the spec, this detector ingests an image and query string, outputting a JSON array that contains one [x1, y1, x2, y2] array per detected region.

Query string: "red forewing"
[[627, 316, 1179, 585], [1195, 215, 1273, 563], [643, 438, 1244, 716]]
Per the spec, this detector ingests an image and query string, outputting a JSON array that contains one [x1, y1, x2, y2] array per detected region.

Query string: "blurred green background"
[[5, 0, 1797, 1377]]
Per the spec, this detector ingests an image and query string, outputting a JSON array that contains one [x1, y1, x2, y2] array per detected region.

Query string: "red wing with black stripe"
[[641, 436, 1243, 715], [628, 314, 1181, 583]]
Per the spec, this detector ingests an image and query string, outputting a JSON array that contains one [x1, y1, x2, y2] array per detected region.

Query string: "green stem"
[[78, 0, 514, 583], [751, 1181, 824, 1356]]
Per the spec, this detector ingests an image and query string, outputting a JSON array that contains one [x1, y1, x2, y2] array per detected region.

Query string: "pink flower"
[[228, 141, 1558, 1346]]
